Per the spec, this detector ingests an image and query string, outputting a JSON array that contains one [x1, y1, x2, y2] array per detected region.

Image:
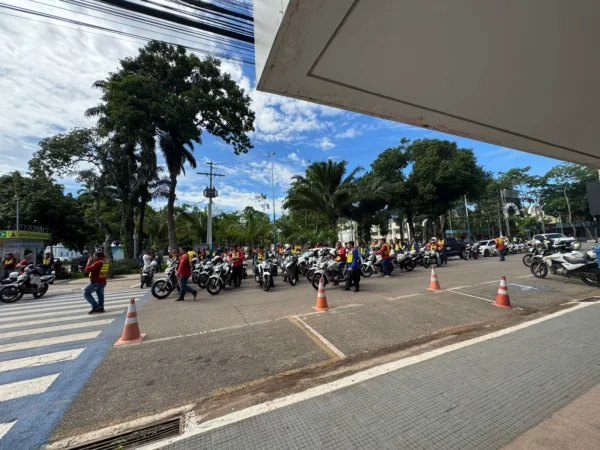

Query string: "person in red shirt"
[[231, 245, 245, 287], [335, 242, 346, 279], [375, 238, 392, 278], [84, 251, 109, 313], [176, 246, 197, 301]]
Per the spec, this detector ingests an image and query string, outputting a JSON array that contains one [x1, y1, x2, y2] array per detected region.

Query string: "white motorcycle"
[[255, 258, 275, 291], [1, 265, 55, 303], [530, 248, 600, 286], [140, 261, 158, 288]]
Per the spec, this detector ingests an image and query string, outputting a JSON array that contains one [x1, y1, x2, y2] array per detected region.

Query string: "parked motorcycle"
[[140, 260, 158, 289], [0, 265, 55, 303], [195, 260, 214, 289], [312, 259, 347, 289], [206, 259, 234, 295], [282, 254, 298, 286], [530, 249, 600, 286], [255, 258, 275, 291], [151, 259, 179, 299], [391, 250, 416, 271]]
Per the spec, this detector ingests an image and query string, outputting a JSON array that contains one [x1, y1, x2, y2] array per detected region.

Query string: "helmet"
[[430, 237, 437, 243], [284, 244, 291, 251], [573, 242, 582, 250]]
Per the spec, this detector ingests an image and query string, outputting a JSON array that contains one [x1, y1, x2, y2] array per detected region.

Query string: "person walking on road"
[[232, 245, 245, 287], [495, 235, 506, 261], [375, 238, 392, 278], [2, 253, 15, 280], [344, 241, 361, 292], [83, 252, 108, 314], [176, 247, 197, 301]]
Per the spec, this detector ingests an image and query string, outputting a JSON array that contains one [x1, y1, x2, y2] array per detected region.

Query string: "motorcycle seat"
[[564, 256, 587, 264]]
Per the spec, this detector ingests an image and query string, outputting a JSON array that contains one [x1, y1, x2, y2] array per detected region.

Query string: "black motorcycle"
[[282, 254, 299, 286]]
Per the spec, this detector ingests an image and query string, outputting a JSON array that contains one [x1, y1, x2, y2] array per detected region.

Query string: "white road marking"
[[0, 293, 135, 310], [445, 286, 472, 291], [386, 294, 423, 300], [517, 274, 534, 278], [0, 331, 101, 353], [0, 421, 16, 440], [0, 310, 124, 330], [0, 319, 114, 339], [0, 299, 132, 319], [137, 302, 598, 450], [293, 316, 346, 360], [0, 374, 60, 402], [446, 290, 494, 303], [0, 348, 85, 373], [509, 283, 538, 291]]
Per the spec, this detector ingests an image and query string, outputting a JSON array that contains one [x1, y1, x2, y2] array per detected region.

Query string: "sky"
[[0, 0, 564, 219]]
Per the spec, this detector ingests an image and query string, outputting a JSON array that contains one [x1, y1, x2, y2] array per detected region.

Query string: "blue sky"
[[0, 1, 563, 219]]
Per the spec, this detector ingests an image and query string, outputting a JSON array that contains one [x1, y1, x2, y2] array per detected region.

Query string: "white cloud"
[[335, 127, 361, 139], [316, 137, 335, 151], [287, 152, 308, 166]]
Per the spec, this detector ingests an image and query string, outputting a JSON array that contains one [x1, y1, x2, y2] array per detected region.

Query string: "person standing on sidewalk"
[[2, 253, 15, 280], [176, 247, 197, 301], [344, 241, 361, 292], [375, 238, 392, 278], [83, 252, 108, 314], [232, 245, 245, 287], [495, 235, 506, 261]]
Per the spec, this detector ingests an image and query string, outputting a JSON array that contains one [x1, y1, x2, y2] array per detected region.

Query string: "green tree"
[[96, 41, 255, 251], [284, 160, 362, 230]]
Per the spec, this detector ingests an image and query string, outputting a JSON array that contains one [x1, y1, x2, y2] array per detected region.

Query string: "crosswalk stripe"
[[0, 292, 138, 310], [0, 299, 133, 319], [0, 310, 124, 330], [0, 374, 60, 402], [0, 319, 114, 339], [0, 307, 127, 323], [0, 348, 85, 373], [0, 421, 16, 440], [0, 331, 101, 353]]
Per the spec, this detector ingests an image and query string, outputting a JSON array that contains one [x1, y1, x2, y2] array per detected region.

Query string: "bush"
[[55, 271, 87, 280], [111, 259, 141, 276]]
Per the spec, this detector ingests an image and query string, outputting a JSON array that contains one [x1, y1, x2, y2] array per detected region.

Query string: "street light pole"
[[197, 162, 224, 254], [464, 196, 472, 242], [267, 153, 277, 248]]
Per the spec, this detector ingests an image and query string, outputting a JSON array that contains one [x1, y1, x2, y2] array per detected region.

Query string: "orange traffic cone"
[[115, 298, 146, 345], [427, 267, 442, 291], [492, 276, 512, 309], [313, 277, 330, 311]]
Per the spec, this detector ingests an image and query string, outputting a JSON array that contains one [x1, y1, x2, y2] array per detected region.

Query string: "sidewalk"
[[150, 302, 600, 450]]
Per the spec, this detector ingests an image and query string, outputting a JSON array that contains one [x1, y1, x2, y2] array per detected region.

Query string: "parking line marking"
[[446, 290, 494, 303], [288, 316, 346, 360], [0, 331, 101, 353], [0, 421, 16, 440], [0, 319, 114, 339], [0, 349, 85, 373], [517, 275, 534, 278], [0, 374, 60, 402], [387, 294, 423, 301]]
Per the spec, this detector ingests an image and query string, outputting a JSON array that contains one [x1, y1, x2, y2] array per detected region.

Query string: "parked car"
[[531, 233, 575, 245], [442, 237, 470, 259], [478, 240, 497, 257]]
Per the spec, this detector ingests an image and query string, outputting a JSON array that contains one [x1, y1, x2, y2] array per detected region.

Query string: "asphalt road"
[[49, 254, 600, 446]]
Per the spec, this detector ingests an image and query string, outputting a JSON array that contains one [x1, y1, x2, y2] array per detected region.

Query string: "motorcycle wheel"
[[306, 269, 315, 282], [243, 271, 248, 279], [462, 249, 470, 260], [1, 286, 23, 303], [473, 252, 479, 260], [312, 273, 325, 290], [198, 273, 209, 289], [146, 277, 153, 288], [151, 280, 172, 299], [288, 273, 297, 286], [33, 283, 49, 299], [405, 260, 416, 271], [262, 275, 271, 291], [207, 278, 222, 295], [530, 261, 548, 278], [581, 274, 600, 287], [361, 265, 374, 278], [140, 278, 146, 289], [522, 253, 533, 267], [423, 259, 431, 269], [192, 273, 199, 284]]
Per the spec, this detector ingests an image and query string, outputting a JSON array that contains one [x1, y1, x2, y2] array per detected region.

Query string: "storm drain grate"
[[69, 417, 181, 450], [577, 298, 600, 303]]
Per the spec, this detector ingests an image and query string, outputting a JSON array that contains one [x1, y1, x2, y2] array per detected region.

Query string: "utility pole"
[[448, 210, 453, 236], [15, 196, 19, 230], [501, 189, 510, 239], [496, 198, 503, 236], [197, 162, 224, 253], [267, 153, 277, 248], [464, 196, 472, 242]]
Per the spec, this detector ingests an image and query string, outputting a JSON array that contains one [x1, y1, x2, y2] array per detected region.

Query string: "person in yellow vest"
[[84, 252, 109, 314], [393, 238, 402, 253], [439, 235, 448, 266], [42, 252, 54, 275], [2, 253, 16, 280], [494, 235, 506, 261]]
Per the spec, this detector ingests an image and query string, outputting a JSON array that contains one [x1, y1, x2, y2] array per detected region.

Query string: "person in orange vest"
[[495, 235, 506, 261], [375, 238, 392, 278]]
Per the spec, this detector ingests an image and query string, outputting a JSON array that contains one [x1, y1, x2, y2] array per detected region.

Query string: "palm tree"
[[284, 160, 362, 231]]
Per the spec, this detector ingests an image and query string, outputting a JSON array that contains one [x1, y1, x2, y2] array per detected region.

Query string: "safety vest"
[[3, 258, 13, 266], [382, 244, 390, 256], [43, 257, 51, 265], [439, 239, 445, 246], [360, 248, 365, 255], [346, 251, 354, 264], [496, 237, 504, 246]]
